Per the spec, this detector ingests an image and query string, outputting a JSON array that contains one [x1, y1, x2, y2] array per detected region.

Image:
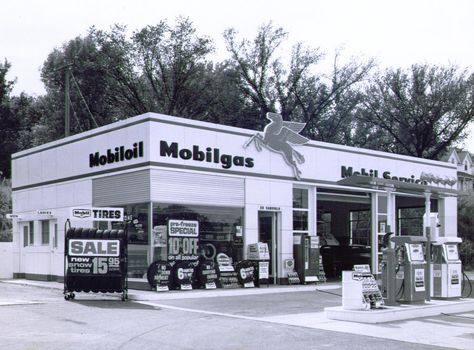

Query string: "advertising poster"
[[414, 268, 425, 292], [67, 239, 122, 276], [198, 260, 218, 289], [167, 220, 199, 263]]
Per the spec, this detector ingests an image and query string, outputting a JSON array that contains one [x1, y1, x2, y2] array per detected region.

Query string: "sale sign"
[[67, 239, 122, 275]]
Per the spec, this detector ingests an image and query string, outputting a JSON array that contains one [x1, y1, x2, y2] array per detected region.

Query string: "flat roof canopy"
[[337, 175, 458, 197]]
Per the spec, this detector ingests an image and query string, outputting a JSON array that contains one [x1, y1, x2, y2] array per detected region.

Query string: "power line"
[[69, 68, 99, 128]]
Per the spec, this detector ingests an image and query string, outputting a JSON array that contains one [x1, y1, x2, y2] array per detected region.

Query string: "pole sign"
[[70, 207, 124, 222]]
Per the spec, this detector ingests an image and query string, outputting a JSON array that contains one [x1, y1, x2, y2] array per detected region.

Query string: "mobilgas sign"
[[70, 207, 124, 222], [160, 141, 254, 170], [341, 166, 428, 185], [90, 141, 143, 168]]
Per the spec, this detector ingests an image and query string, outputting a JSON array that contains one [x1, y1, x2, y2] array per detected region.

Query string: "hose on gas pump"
[[394, 246, 405, 300], [462, 270, 472, 298]]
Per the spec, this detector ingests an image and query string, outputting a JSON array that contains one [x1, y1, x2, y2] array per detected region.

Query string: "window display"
[[152, 204, 244, 265]]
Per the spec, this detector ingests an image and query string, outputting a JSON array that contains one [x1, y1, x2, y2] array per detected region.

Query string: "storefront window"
[[293, 188, 309, 232], [41, 220, 50, 245], [106, 203, 149, 279], [398, 207, 424, 236], [152, 204, 243, 264], [293, 188, 308, 209], [349, 210, 371, 245]]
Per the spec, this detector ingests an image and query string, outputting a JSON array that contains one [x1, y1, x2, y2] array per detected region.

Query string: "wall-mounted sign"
[[36, 210, 53, 216], [89, 141, 144, 168], [259, 206, 281, 211], [70, 207, 124, 222], [160, 141, 254, 170], [341, 166, 428, 185], [244, 112, 309, 180], [6, 214, 21, 220]]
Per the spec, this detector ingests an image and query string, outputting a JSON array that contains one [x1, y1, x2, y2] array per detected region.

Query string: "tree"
[[458, 195, 474, 267], [224, 22, 321, 129], [0, 177, 12, 242], [358, 64, 474, 159], [0, 59, 20, 178], [41, 35, 114, 140], [291, 52, 375, 143], [223, 22, 374, 140], [91, 17, 217, 120]]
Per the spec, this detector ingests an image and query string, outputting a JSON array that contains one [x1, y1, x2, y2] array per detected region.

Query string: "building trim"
[[12, 114, 455, 171]]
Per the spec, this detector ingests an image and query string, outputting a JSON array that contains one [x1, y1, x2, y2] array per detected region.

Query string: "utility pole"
[[64, 67, 70, 137]]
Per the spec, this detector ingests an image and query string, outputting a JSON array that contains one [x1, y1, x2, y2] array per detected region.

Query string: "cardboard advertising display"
[[198, 260, 218, 289], [147, 261, 172, 291]]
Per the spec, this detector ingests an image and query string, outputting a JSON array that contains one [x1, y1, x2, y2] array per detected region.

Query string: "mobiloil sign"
[[89, 141, 144, 168]]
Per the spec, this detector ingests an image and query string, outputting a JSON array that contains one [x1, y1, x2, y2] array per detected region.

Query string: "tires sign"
[[70, 207, 124, 222]]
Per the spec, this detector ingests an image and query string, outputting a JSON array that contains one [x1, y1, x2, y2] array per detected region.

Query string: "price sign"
[[67, 239, 122, 275]]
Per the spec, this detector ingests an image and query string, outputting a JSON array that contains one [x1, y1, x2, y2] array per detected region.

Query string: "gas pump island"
[[381, 235, 464, 305]]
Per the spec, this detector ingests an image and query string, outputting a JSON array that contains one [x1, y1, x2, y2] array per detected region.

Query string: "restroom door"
[[258, 211, 279, 284]]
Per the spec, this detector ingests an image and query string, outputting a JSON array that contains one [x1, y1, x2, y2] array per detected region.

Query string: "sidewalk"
[[0, 278, 342, 301]]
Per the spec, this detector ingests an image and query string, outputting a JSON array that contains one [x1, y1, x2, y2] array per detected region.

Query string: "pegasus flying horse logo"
[[244, 112, 309, 180]]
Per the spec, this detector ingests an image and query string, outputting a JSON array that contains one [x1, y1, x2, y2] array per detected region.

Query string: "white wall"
[[0, 243, 13, 278]]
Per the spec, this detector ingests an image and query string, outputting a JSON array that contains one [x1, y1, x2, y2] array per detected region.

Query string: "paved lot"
[[0, 279, 473, 349]]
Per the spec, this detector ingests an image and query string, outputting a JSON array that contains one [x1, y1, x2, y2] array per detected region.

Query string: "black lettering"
[[133, 143, 138, 158], [221, 154, 232, 169], [114, 210, 121, 219], [99, 155, 107, 165], [213, 148, 220, 164], [125, 149, 133, 160], [179, 148, 192, 160], [160, 141, 178, 158], [193, 145, 205, 161], [341, 166, 353, 178], [138, 141, 143, 157], [206, 147, 212, 162], [383, 171, 391, 179], [89, 153, 100, 167], [233, 156, 244, 167], [107, 149, 115, 163]]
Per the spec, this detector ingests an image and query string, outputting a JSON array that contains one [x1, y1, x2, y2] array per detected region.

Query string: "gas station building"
[[9, 112, 459, 287]]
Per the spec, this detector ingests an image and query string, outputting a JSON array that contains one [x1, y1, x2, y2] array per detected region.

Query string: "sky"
[[2, 0, 474, 152]]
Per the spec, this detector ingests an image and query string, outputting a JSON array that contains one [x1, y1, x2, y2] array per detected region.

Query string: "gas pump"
[[430, 237, 462, 298], [293, 233, 319, 283], [384, 236, 427, 303]]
